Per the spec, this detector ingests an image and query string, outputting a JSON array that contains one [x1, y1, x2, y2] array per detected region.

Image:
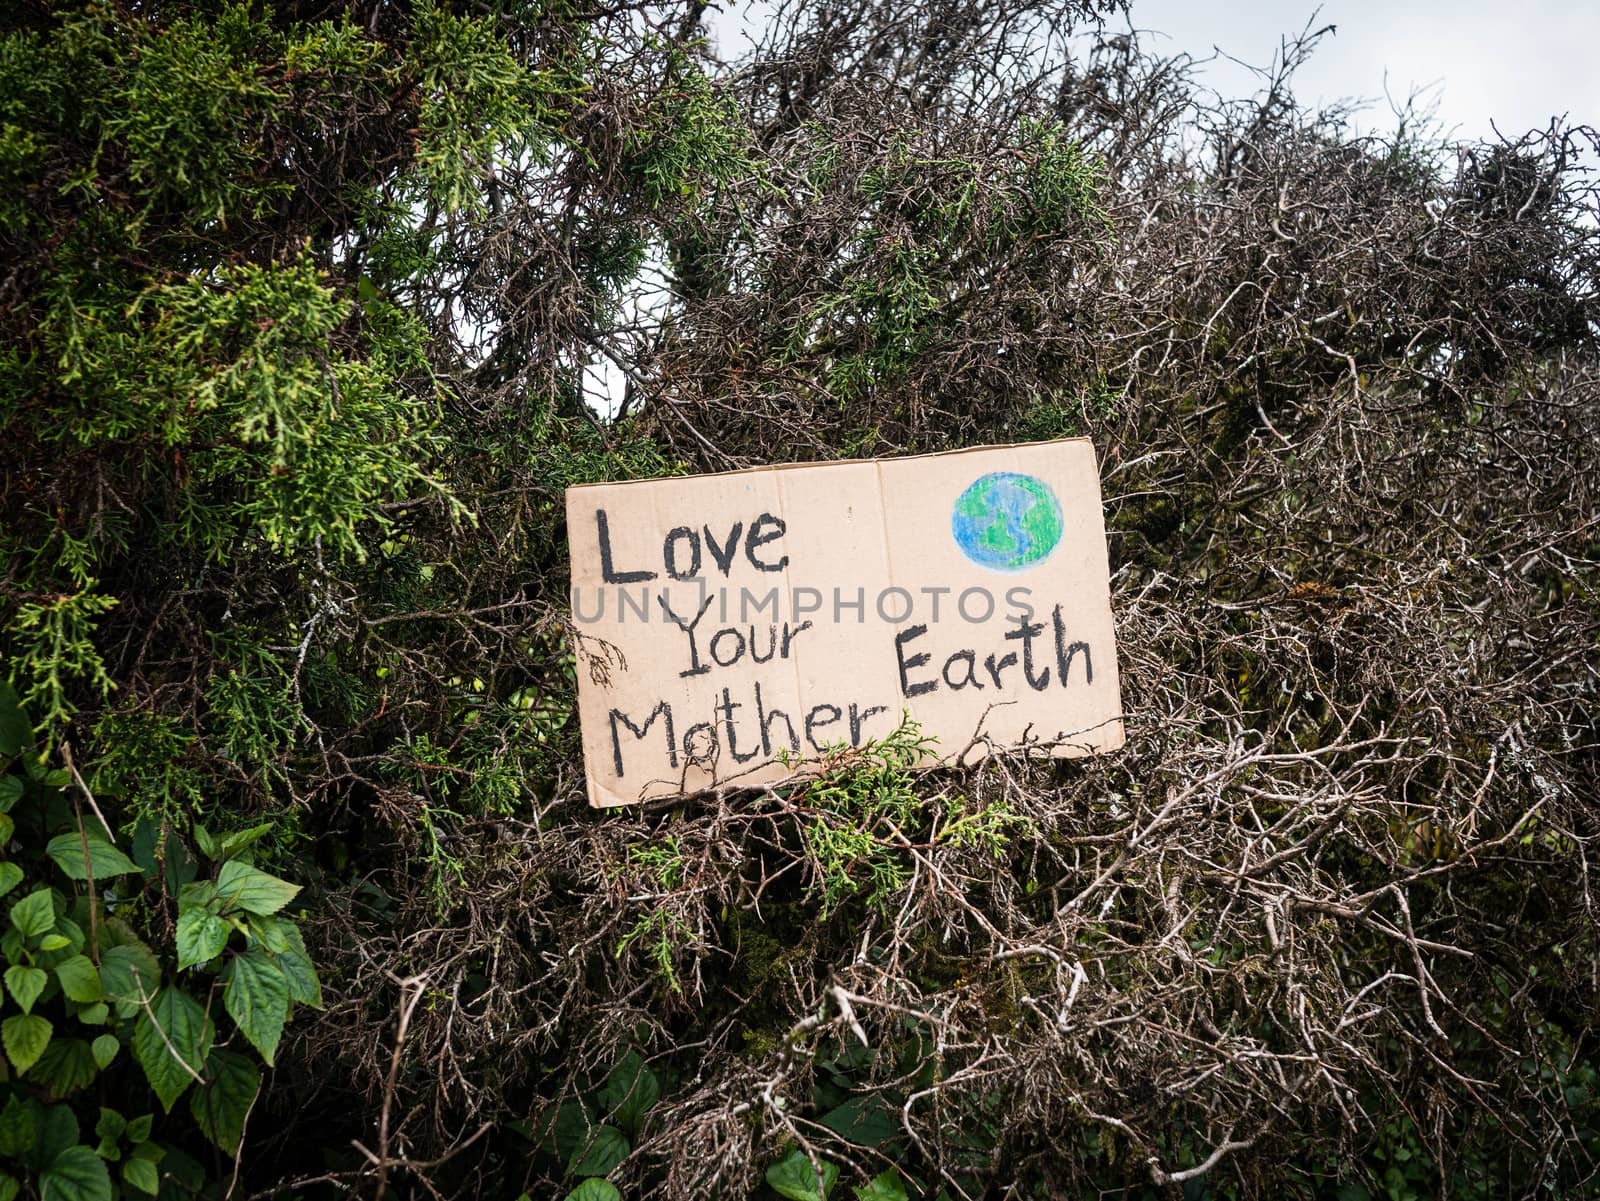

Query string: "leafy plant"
[[0, 682, 320, 1200], [523, 1050, 663, 1200]]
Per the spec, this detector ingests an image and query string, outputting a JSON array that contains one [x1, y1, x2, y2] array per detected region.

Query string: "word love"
[[596, 509, 788, 583]]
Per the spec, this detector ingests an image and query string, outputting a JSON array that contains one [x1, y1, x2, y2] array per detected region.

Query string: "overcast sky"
[[1125, 0, 1599, 141], [709, 1, 1598, 142]]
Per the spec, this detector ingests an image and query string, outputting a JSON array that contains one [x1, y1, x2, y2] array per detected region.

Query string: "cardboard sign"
[[566, 438, 1124, 807]]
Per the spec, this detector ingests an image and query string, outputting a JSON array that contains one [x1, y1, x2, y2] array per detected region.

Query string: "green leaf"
[[6, 964, 48, 1013], [0, 680, 30, 758], [30, 1038, 97, 1098], [40, 1146, 113, 1201], [567, 1125, 629, 1177], [766, 1149, 839, 1201], [191, 824, 218, 860], [177, 881, 215, 910], [45, 834, 139, 882], [0, 1096, 35, 1157], [75, 1001, 108, 1026], [175, 910, 229, 970], [11, 888, 57, 938], [125, 1114, 151, 1144], [218, 824, 275, 860], [132, 987, 212, 1112], [604, 1051, 661, 1131], [564, 1182, 621, 1201], [36, 1104, 78, 1164], [3, 1013, 52, 1073], [244, 913, 291, 953], [0, 776, 23, 814], [817, 1094, 903, 1149], [0, 863, 22, 897], [274, 947, 323, 1009], [95, 1109, 125, 1143], [0, 1172, 17, 1201], [216, 860, 300, 917], [544, 1101, 594, 1160], [189, 1049, 259, 1155], [854, 1169, 908, 1201], [121, 1157, 159, 1196], [90, 1034, 119, 1069], [99, 943, 161, 1005], [38, 934, 70, 952], [0, 815, 12, 844], [54, 956, 101, 1003], [223, 949, 289, 1065]]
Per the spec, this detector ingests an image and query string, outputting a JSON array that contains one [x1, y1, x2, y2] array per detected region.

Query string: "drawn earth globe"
[[951, 472, 1064, 571]]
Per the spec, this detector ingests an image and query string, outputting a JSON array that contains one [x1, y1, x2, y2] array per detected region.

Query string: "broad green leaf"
[[564, 1182, 621, 1201], [176, 881, 216, 910], [854, 1169, 909, 1201], [121, 1158, 159, 1197], [0, 815, 12, 844], [0, 776, 22, 813], [0, 863, 22, 897], [58, 910, 87, 949], [99, 943, 161, 1005], [0, 1096, 34, 1156], [223, 950, 289, 1064], [54, 956, 100, 1004], [216, 860, 300, 917], [274, 947, 323, 1009], [6, 964, 47, 1012], [36, 1104, 79, 1163], [152, 1147, 200, 1194], [766, 1149, 839, 1201], [45, 834, 139, 882], [11, 888, 57, 938], [125, 1115, 151, 1144], [191, 824, 218, 860], [0, 1173, 17, 1201], [91, 1035, 119, 1069], [175, 910, 229, 970], [132, 987, 212, 1112], [30, 1038, 96, 1098], [244, 913, 291, 953], [545, 1101, 595, 1160], [3, 1013, 52, 1073], [0, 680, 29, 757], [817, 1094, 904, 1149], [40, 1146, 113, 1201], [218, 824, 275, 860], [567, 1125, 629, 1177], [604, 1051, 661, 1131], [189, 1049, 259, 1154], [95, 1109, 125, 1143], [75, 1001, 108, 1026], [38, 934, 69, 952]]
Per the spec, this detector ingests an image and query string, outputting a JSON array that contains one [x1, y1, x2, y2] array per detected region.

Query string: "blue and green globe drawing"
[[951, 472, 1063, 571]]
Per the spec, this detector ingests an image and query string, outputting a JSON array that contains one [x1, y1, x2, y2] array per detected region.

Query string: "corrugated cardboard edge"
[[563, 436, 1101, 497], [567, 437, 1125, 808]]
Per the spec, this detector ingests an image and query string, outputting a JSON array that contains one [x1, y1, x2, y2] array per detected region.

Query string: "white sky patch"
[[1122, 1, 1599, 140], [587, 244, 675, 421]]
